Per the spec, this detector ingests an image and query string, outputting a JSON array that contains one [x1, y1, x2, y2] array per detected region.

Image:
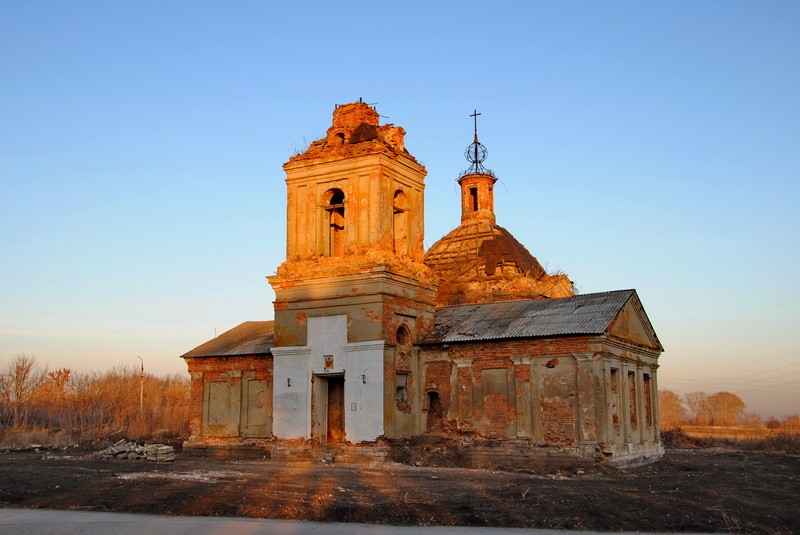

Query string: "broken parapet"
[[96, 439, 176, 462]]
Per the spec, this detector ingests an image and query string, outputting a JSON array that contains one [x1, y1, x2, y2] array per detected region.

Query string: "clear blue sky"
[[1, 1, 798, 417]]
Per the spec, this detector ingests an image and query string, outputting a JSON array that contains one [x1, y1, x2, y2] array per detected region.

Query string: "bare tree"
[[0, 357, 190, 444], [707, 391, 746, 426], [739, 411, 763, 429], [658, 389, 685, 429], [683, 391, 711, 425], [0, 354, 46, 428]]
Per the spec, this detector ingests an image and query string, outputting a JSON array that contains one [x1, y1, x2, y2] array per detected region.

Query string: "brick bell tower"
[[268, 101, 436, 444]]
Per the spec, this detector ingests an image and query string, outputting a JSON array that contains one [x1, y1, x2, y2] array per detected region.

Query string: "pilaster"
[[511, 356, 532, 438], [635, 364, 645, 444], [575, 354, 598, 445], [188, 371, 204, 440], [454, 358, 474, 424]]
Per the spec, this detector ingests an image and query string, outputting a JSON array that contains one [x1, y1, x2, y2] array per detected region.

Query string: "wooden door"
[[326, 376, 345, 443]]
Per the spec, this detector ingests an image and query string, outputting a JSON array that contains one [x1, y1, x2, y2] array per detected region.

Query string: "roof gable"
[[420, 290, 658, 345], [608, 293, 663, 351]]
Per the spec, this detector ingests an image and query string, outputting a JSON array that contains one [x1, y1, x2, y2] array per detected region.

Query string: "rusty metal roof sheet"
[[181, 321, 274, 358], [420, 290, 636, 344]]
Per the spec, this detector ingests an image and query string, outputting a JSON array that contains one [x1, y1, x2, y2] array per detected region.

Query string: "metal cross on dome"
[[462, 109, 493, 177], [470, 109, 481, 143]]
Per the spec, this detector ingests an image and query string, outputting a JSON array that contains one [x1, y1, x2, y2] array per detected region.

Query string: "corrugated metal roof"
[[181, 321, 275, 358], [420, 290, 635, 344]]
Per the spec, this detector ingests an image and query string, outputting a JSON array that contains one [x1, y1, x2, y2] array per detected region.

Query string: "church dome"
[[425, 219, 573, 306], [424, 113, 573, 306], [425, 220, 546, 280]]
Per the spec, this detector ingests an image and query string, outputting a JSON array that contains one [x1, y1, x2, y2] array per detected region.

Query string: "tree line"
[[659, 389, 800, 431], [0, 354, 189, 445]]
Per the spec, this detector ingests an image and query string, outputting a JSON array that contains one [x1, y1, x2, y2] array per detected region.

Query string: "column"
[[651, 364, 661, 440], [636, 364, 645, 444]]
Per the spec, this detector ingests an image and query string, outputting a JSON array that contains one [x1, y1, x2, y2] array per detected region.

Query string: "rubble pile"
[[96, 439, 176, 462]]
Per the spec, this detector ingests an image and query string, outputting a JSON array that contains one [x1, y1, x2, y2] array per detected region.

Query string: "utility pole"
[[136, 356, 144, 420]]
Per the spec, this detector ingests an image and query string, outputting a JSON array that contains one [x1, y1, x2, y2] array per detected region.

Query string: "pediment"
[[607, 294, 663, 352]]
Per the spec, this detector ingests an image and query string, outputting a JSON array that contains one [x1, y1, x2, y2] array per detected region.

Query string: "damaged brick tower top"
[[424, 111, 573, 306], [268, 101, 436, 442]]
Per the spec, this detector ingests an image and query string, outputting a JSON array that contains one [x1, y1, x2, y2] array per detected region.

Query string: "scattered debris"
[[117, 470, 238, 482], [3, 448, 799, 533], [95, 440, 176, 462]]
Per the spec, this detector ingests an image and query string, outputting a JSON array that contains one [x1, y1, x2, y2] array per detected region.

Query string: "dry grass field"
[[682, 425, 792, 440]]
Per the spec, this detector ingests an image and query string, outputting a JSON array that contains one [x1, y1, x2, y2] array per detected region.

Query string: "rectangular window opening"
[[643, 373, 653, 429], [396, 373, 409, 404], [628, 370, 638, 430]]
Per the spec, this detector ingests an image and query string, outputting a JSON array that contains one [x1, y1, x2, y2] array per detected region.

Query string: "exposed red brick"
[[540, 396, 576, 445]]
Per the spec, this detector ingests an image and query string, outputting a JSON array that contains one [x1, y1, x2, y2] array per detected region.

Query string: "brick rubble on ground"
[[96, 439, 175, 462]]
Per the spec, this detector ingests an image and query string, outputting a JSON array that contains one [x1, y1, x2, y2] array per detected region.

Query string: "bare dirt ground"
[[0, 443, 798, 534]]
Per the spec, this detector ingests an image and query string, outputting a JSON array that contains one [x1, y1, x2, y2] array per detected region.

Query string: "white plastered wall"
[[342, 340, 384, 442], [271, 315, 384, 442], [271, 345, 311, 439]]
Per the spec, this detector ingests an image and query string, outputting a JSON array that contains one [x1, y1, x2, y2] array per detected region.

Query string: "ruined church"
[[181, 101, 664, 466]]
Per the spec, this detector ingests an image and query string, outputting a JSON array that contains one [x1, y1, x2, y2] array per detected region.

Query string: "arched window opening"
[[394, 325, 413, 409], [396, 324, 410, 346], [393, 190, 407, 254], [469, 187, 478, 211], [323, 188, 345, 256]]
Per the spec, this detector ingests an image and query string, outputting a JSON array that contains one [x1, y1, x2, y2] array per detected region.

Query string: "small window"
[[396, 373, 409, 404], [396, 325, 410, 346], [393, 190, 406, 213], [469, 187, 478, 211]]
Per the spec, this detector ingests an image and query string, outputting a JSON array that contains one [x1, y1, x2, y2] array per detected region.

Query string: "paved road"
[[0, 508, 718, 535]]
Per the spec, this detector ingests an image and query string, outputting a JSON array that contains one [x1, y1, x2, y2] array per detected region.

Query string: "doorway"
[[313, 374, 345, 443], [426, 391, 443, 433]]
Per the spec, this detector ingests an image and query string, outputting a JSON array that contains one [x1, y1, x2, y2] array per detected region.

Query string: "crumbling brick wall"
[[423, 360, 453, 432], [422, 336, 592, 443], [184, 355, 274, 441], [540, 396, 576, 444]]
